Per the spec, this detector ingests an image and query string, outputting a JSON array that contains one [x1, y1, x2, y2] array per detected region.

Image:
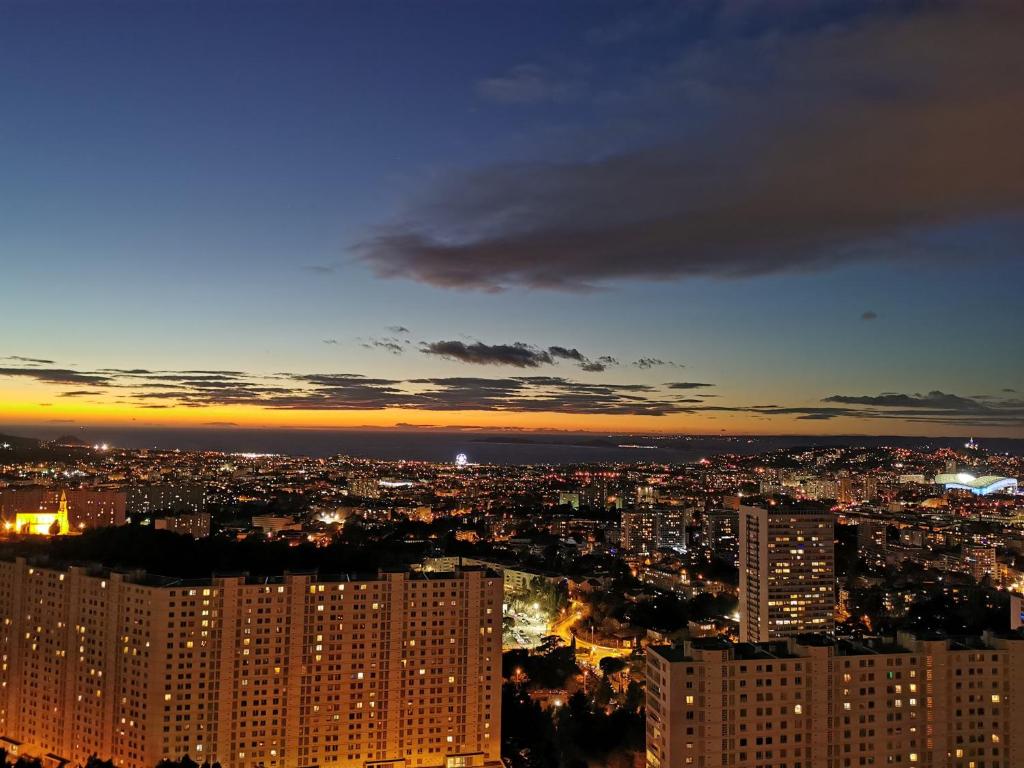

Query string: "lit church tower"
[[54, 490, 70, 535]]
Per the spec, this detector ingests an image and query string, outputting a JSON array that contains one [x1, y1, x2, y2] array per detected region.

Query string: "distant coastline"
[[3, 424, 1022, 464]]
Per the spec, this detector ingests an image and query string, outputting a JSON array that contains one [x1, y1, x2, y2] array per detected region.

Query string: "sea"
[[4, 425, 1023, 464]]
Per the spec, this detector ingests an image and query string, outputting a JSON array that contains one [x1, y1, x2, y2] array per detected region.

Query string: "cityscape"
[[2, 3, 1023, 768], [0, 433, 1022, 768]]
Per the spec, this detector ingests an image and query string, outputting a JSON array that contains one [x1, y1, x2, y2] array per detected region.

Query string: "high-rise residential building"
[[703, 509, 739, 566], [964, 545, 998, 583], [581, 479, 609, 510], [856, 519, 888, 553], [349, 477, 381, 499], [636, 485, 657, 506], [558, 492, 580, 510], [801, 478, 839, 501], [739, 504, 834, 642], [621, 508, 689, 556], [646, 632, 1024, 768], [0, 558, 502, 768], [855, 475, 878, 502], [126, 483, 205, 516], [61, 488, 128, 528]]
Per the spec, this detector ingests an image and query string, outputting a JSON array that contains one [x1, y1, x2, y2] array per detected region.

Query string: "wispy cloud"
[[362, 338, 405, 355], [476, 64, 584, 105], [634, 358, 680, 369]]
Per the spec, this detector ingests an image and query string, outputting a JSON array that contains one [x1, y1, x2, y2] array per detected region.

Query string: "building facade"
[[739, 505, 834, 642], [152, 512, 212, 538], [0, 559, 502, 768], [126, 484, 205, 516], [647, 633, 1024, 768], [621, 508, 690, 557]]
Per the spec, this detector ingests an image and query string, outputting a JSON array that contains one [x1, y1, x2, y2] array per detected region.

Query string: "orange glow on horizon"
[[0, 394, 1018, 438]]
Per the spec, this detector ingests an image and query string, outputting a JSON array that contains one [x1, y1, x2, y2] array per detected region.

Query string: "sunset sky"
[[1, 1, 1022, 437]]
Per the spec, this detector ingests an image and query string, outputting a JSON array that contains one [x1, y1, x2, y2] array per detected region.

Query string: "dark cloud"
[[1002, 388, 1017, 393], [249, 374, 692, 416], [4, 355, 55, 365], [323, 339, 339, 345], [4, 358, 1019, 427], [387, 326, 411, 334], [420, 341, 620, 373], [357, 4, 1024, 291], [682, 390, 1024, 427], [666, 382, 714, 390], [422, 341, 553, 368], [0, 367, 111, 385], [861, 311, 878, 321], [2, 361, 694, 416], [823, 391, 985, 411]]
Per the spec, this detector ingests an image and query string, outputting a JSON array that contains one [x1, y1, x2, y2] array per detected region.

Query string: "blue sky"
[[1, 1, 1021, 434]]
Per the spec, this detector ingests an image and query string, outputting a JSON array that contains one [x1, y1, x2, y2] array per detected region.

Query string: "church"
[[9, 490, 71, 535]]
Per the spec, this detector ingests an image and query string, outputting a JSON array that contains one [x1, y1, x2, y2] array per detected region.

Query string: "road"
[[550, 602, 631, 661]]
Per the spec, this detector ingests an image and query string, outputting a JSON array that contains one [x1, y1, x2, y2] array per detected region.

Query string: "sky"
[[1, 0, 1022, 437]]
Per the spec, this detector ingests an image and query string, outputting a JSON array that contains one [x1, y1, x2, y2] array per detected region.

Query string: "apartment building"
[[152, 512, 212, 538], [739, 504, 835, 642], [0, 559, 502, 768], [621, 508, 690, 557], [647, 633, 1024, 768]]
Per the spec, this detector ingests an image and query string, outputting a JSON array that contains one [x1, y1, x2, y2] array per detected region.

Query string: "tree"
[[593, 676, 614, 708], [623, 680, 645, 712], [599, 656, 627, 677]]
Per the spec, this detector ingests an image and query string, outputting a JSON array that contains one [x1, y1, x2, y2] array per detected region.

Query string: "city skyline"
[[2, 1, 1022, 436], [0, 419, 1020, 768]]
